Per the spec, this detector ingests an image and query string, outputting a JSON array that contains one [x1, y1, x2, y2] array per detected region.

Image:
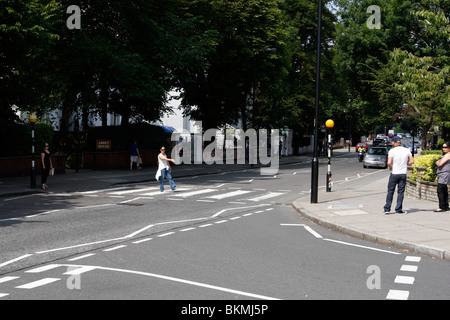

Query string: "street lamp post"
[[29, 114, 37, 188], [325, 119, 334, 192], [311, 0, 323, 203]]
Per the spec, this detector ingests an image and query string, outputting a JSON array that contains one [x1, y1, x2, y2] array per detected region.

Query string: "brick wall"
[[406, 166, 440, 202], [406, 179, 439, 202], [0, 155, 66, 177]]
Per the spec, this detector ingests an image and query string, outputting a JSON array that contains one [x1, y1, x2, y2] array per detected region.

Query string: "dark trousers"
[[437, 183, 449, 211], [384, 174, 407, 212], [41, 168, 49, 184]]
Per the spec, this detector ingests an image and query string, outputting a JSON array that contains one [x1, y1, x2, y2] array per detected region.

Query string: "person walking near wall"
[[435, 141, 450, 212]]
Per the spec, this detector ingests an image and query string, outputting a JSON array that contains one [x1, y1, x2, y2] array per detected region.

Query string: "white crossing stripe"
[[0, 293, 9, 298], [16, 278, 61, 289], [394, 275, 415, 285], [108, 187, 158, 195], [0, 276, 20, 284], [63, 266, 97, 275], [248, 192, 284, 202], [172, 189, 217, 198], [140, 188, 191, 196], [386, 289, 409, 300], [206, 190, 253, 200], [400, 265, 418, 272], [405, 256, 421, 262], [26, 264, 60, 273]]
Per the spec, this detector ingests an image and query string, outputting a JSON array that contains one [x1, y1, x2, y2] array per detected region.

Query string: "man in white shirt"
[[383, 136, 414, 214]]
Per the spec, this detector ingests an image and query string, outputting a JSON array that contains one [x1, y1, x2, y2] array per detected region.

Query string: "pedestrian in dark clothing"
[[41, 143, 52, 189], [435, 141, 450, 212], [130, 140, 142, 170]]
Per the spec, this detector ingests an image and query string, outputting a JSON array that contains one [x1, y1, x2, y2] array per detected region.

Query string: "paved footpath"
[[2, 150, 450, 261], [293, 175, 450, 261]]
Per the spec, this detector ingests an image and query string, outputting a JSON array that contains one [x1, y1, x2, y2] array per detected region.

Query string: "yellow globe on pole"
[[28, 114, 37, 123], [325, 119, 334, 128]]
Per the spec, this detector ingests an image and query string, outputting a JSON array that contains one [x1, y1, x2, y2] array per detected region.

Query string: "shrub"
[[410, 154, 441, 182]]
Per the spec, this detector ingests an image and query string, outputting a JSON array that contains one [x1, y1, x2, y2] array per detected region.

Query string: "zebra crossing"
[[80, 185, 289, 204]]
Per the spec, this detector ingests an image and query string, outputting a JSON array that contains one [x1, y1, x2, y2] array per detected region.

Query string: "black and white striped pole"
[[29, 114, 37, 189], [325, 119, 334, 192]]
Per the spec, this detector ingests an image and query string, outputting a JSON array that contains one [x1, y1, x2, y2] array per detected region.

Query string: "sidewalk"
[[292, 176, 450, 261], [2, 150, 449, 261]]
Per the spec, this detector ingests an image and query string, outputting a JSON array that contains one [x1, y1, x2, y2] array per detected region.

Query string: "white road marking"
[[394, 275, 415, 285], [405, 256, 421, 262], [157, 232, 175, 238], [386, 289, 409, 300], [0, 254, 33, 268], [0, 276, 19, 284], [248, 192, 284, 202], [324, 238, 401, 255], [206, 190, 253, 200], [400, 265, 418, 272], [68, 253, 96, 261], [132, 238, 153, 244], [108, 187, 158, 195], [63, 266, 97, 275], [103, 245, 127, 252], [16, 278, 60, 289], [172, 189, 216, 198], [26, 264, 60, 273], [60, 264, 281, 300]]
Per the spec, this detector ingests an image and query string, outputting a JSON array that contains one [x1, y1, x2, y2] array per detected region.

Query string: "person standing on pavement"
[[40, 143, 53, 190], [130, 139, 142, 170], [383, 136, 414, 214], [435, 141, 450, 212], [155, 146, 176, 192]]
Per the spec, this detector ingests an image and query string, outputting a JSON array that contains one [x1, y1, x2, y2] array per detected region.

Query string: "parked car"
[[355, 142, 369, 152], [363, 147, 388, 169]]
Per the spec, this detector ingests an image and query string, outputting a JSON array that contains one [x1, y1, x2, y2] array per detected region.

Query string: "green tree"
[[176, 0, 288, 130], [372, 0, 449, 144], [331, 0, 428, 137], [0, 0, 60, 120]]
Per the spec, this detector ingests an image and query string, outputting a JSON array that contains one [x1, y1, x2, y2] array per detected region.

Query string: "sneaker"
[[396, 210, 407, 214], [383, 209, 390, 214]]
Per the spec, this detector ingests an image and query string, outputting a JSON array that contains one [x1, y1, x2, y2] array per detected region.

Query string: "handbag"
[[49, 168, 55, 176], [138, 157, 143, 165]]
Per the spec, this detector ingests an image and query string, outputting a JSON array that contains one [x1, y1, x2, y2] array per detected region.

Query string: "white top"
[[388, 146, 411, 174], [155, 153, 170, 180]]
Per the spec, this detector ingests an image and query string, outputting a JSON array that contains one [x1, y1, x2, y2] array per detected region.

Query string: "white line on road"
[[16, 278, 61, 289], [323, 238, 401, 255], [68, 253, 96, 261], [157, 232, 175, 238], [0, 254, 33, 268], [61, 264, 281, 300], [103, 245, 127, 252]]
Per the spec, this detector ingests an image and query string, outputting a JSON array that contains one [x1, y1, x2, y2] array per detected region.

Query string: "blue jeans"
[[160, 168, 176, 191], [384, 174, 407, 212]]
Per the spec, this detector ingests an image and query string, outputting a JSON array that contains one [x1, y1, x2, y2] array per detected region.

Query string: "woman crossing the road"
[[155, 146, 176, 192]]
